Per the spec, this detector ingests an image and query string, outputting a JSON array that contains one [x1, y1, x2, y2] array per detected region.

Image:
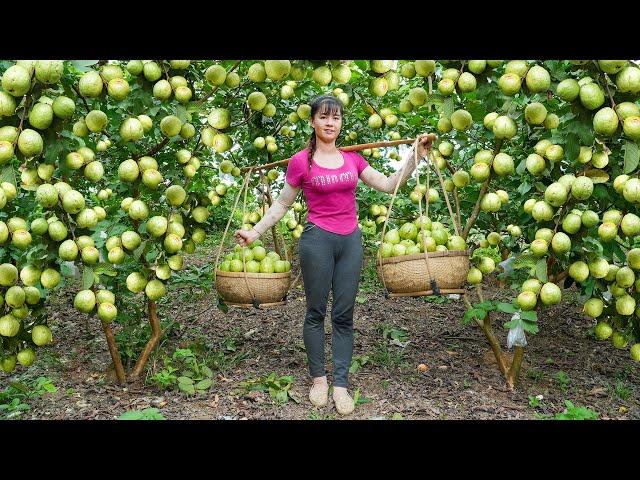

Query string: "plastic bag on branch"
[[507, 312, 527, 349], [499, 255, 516, 277]]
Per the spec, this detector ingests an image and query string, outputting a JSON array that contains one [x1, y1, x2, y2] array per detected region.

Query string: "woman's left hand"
[[416, 133, 436, 158]]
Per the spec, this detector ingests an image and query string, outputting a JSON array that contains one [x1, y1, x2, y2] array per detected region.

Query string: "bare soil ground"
[[3, 250, 639, 420]]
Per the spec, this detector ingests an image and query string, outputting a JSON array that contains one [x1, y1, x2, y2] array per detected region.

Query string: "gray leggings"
[[298, 223, 363, 388]]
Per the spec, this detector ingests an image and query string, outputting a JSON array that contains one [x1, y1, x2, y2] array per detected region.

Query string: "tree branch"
[[462, 176, 491, 240], [355, 89, 380, 117], [461, 140, 503, 239], [71, 84, 90, 114], [13, 95, 32, 148], [135, 137, 170, 161], [222, 80, 250, 108], [602, 72, 617, 110]]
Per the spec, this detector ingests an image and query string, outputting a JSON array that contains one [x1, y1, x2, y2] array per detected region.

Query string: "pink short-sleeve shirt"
[[286, 148, 369, 235]]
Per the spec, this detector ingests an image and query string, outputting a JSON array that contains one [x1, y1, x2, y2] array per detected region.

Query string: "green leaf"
[[565, 116, 595, 145], [9, 381, 30, 393], [133, 241, 147, 261], [536, 258, 548, 282], [93, 264, 117, 277], [534, 181, 547, 193], [443, 97, 454, 118], [463, 308, 487, 324], [554, 401, 598, 420], [517, 180, 532, 196], [513, 253, 538, 271], [565, 133, 580, 162], [612, 241, 627, 263], [175, 105, 189, 123], [275, 389, 288, 404], [503, 319, 522, 330], [217, 295, 229, 314], [476, 301, 495, 310], [60, 263, 75, 277], [520, 311, 538, 322], [195, 379, 213, 390], [584, 169, 609, 184], [138, 408, 165, 420], [354, 60, 368, 71], [1, 166, 17, 187], [177, 376, 194, 385], [623, 141, 640, 174], [496, 302, 517, 314], [44, 141, 64, 165], [584, 277, 595, 298], [118, 410, 143, 420], [178, 383, 195, 395], [82, 267, 94, 289], [70, 60, 99, 72], [465, 101, 486, 122], [174, 348, 194, 359]]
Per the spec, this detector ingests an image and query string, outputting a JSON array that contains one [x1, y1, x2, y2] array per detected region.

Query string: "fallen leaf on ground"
[[588, 387, 607, 397]]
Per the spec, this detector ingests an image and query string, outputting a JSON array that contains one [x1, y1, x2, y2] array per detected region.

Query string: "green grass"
[[555, 371, 571, 393], [423, 295, 452, 304], [612, 379, 633, 402], [0, 376, 58, 420], [526, 369, 545, 382], [536, 400, 599, 420], [372, 341, 407, 370]]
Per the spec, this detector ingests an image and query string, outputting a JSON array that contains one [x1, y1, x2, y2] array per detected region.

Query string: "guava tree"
[[363, 59, 640, 387], [0, 59, 249, 382]]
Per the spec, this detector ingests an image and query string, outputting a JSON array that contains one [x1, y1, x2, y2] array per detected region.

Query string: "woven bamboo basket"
[[215, 270, 291, 306], [376, 138, 470, 298], [377, 250, 469, 295]]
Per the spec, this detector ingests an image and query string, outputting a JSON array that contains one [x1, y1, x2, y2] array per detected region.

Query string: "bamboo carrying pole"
[[241, 137, 437, 172]]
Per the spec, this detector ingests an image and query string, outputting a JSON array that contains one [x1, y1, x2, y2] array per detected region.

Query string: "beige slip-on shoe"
[[309, 382, 329, 407], [332, 388, 355, 415]]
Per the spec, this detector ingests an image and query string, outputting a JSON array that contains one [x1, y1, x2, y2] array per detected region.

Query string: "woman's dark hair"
[[306, 95, 344, 170]]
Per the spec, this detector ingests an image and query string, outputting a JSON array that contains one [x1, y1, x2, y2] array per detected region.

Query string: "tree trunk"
[[464, 288, 525, 388], [506, 346, 525, 390], [479, 313, 509, 376], [130, 300, 162, 381], [102, 322, 126, 384]]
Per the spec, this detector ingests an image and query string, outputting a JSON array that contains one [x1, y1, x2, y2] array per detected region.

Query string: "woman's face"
[[310, 107, 342, 144]]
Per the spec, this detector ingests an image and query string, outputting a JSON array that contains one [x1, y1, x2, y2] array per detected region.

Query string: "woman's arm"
[[360, 145, 421, 194], [234, 182, 300, 247], [359, 134, 434, 194]]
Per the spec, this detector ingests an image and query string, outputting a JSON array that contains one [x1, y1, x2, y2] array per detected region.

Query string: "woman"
[[235, 95, 434, 415]]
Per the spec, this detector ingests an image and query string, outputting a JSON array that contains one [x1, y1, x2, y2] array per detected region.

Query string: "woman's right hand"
[[416, 133, 436, 158], [234, 228, 260, 247]]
